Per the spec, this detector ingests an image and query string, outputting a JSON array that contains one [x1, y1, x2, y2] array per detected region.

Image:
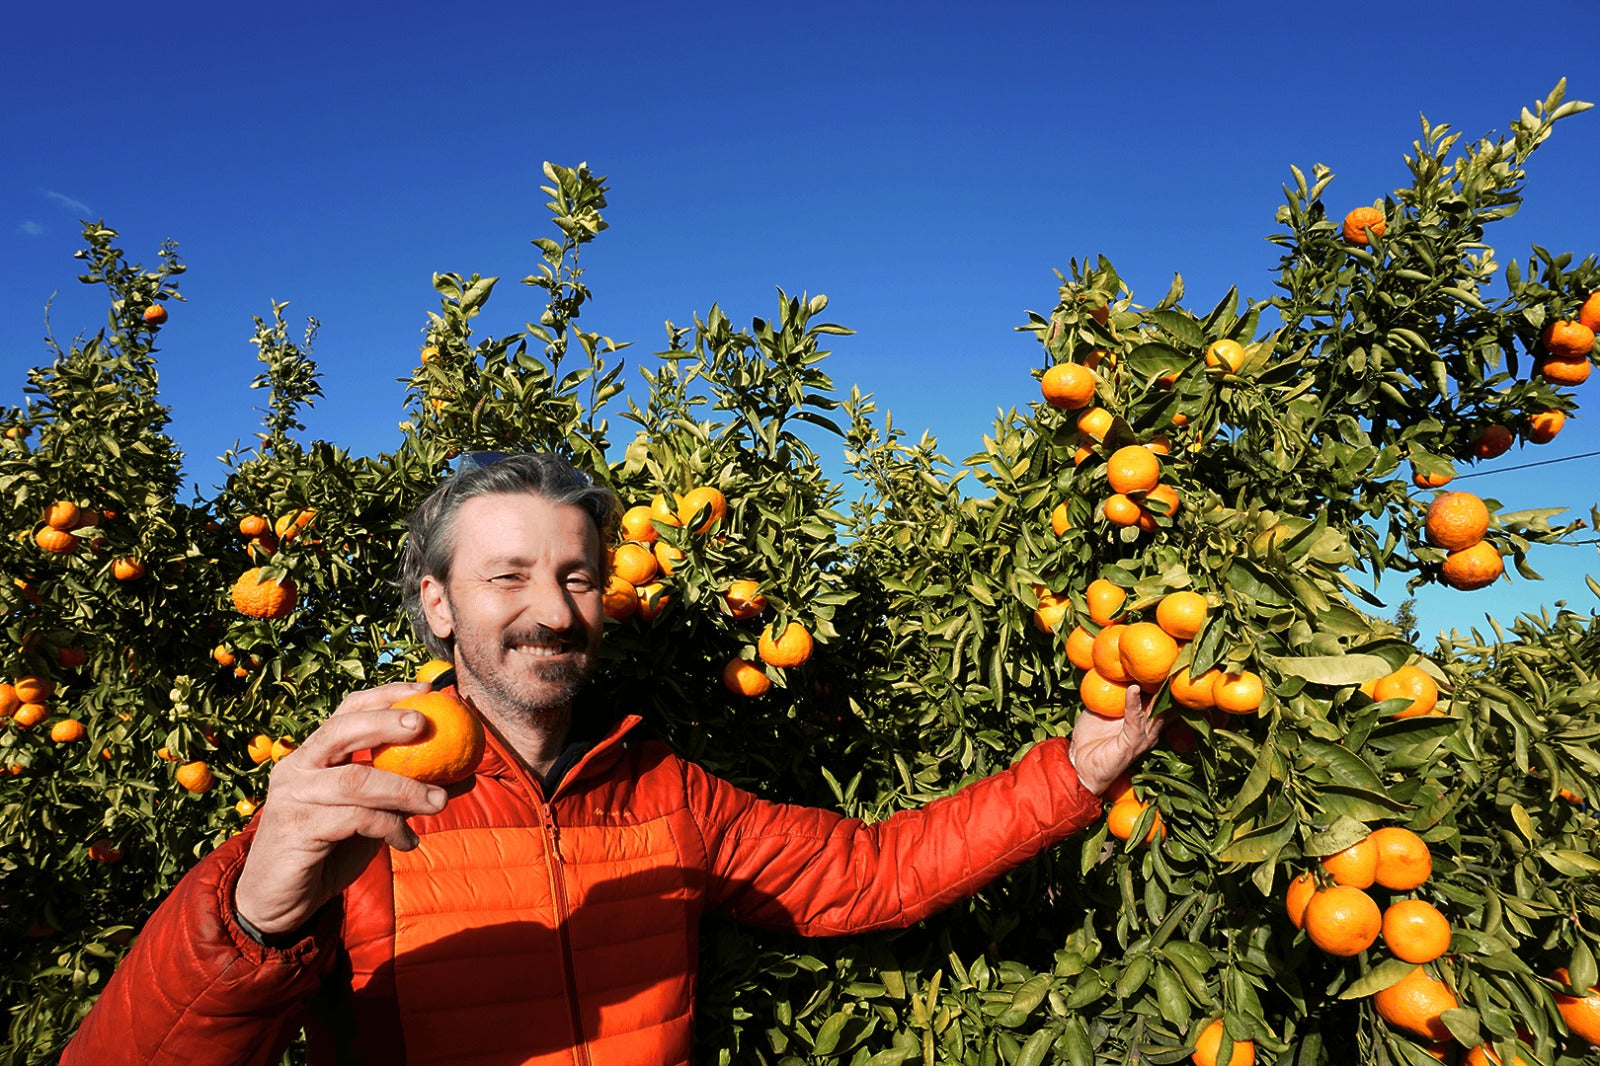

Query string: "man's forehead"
[[450, 494, 601, 560]]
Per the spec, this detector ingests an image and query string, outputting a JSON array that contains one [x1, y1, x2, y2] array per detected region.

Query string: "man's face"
[[419, 493, 605, 723]]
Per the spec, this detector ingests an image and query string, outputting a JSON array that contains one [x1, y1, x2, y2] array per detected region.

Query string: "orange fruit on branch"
[[758, 622, 814, 668], [1204, 339, 1246, 372], [34, 527, 79, 554], [111, 557, 145, 581], [1103, 493, 1144, 527], [1041, 363, 1097, 410], [1065, 625, 1097, 671], [1539, 355, 1592, 385], [1370, 825, 1434, 889], [1143, 483, 1181, 519], [601, 574, 638, 621], [1213, 670, 1263, 714], [1091, 624, 1133, 684], [14, 676, 53, 703], [231, 568, 298, 619], [42, 500, 79, 529], [677, 486, 727, 534], [372, 690, 485, 786], [1321, 835, 1377, 888], [1156, 591, 1207, 640], [246, 734, 274, 765], [175, 761, 216, 794], [1551, 968, 1600, 1045], [722, 657, 771, 698], [1440, 540, 1503, 590], [12, 703, 47, 729], [1191, 1018, 1254, 1066], [1468, 425, 1513, 460], [1080, 669, 1131, 719], [722, 579, 768, 620], [1050, 502, 1072, 536], [88, 838, 124, 863], [239, 514, 269, 537], [1424, 492, 1489, 551], [1372, 665, 1440, 719], [1373, 966, 1458, 1042], [619, 504, 658, 544], [648, 493, 682, 529], [1411, 466, 1453, 489], [1541, 319, 1596, 359], [1341, 206, 1386, 245], [1107, 799, 1161, 843], [1085, 579, 1126, 625], [652, 540, 685, 577], [49, 719, 86, 743], [1076, 406, 1114, 441], [1285, 872, 1318, 929], [1580, 292, 1600, 333], [1119, 622, 1179, 687], [1303, 884, 1381, 956], [1526, 409, 1564, 444], [1032, 590, 1070, 634], [1106, 445, 1161, 495], [1169, 667, 1219, 710], [271, 737, 299, 762], [142, 304, 168, 326], [635, 582, 669, 622], [1381, 899, 1451, 963], [610, 542, 658, 586]]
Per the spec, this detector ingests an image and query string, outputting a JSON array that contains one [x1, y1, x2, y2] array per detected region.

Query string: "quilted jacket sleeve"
[[688, 736, 1102, 936], [60, 829, 342, 1066]]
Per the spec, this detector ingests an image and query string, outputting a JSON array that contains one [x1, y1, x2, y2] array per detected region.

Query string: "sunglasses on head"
[[453, 451, 513, 472]]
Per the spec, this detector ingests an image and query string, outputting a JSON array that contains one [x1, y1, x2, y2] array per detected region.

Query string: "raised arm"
[[692, 689, 1161, 936]]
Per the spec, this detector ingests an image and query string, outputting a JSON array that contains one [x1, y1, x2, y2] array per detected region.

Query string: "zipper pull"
[[548, 815, 563, 862]]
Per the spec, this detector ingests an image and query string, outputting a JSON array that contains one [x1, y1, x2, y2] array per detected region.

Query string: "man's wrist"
[[233, 904, 324, 948]]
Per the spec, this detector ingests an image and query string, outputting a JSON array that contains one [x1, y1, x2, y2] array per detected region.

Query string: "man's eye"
[[567, 575, 598, 592]]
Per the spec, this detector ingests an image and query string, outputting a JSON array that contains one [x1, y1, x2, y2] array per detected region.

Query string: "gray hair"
[[399, 453, 620, 660]]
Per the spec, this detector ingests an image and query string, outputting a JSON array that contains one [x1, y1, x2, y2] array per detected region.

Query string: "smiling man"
[[64, 453, 1163, 1066]]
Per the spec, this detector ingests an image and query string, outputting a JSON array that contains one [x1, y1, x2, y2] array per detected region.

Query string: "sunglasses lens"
[[455, 451, 512, 471]]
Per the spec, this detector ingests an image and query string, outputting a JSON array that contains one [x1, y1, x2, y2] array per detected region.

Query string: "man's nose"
[[520, 575, 579, 631]]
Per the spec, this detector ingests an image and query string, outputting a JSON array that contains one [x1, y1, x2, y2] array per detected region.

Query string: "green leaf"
[[1339, 958, 1417, 999], [1269, 653, 1390, 686]]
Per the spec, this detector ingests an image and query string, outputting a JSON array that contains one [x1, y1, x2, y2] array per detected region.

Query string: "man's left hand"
[[1068, 685, 1164, 795]]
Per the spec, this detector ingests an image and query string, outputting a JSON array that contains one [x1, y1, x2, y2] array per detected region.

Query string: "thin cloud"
[[19, 221, 45, 236], [43, 190, 93, 216]]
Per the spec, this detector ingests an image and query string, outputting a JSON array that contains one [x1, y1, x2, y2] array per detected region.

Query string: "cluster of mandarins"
[[603, 486, 812, 699], [235, 508, 316, 561], [1420, 491, 1502, 592], [1283, 823, 1544, 1062], [28, 499, 143, 580], [0, 674, 82, 741], [1040, 361, 1181, 535]]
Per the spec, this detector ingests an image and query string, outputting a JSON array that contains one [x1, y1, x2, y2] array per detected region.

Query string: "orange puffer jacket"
[[63, 711, 1100, 1065]]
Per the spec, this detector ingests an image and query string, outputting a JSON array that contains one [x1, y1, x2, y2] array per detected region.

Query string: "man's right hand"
[[233, 682, 450, 937]]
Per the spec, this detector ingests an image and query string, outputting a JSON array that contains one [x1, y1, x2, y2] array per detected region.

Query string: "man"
[[64, 453, 1162, 1065]]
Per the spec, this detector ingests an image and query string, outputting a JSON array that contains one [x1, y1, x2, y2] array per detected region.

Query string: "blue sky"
[[3, 0, 1598, 642]]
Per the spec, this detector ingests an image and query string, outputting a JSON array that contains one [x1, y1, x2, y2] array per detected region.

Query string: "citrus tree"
[[4, 86, 1600, 1066]]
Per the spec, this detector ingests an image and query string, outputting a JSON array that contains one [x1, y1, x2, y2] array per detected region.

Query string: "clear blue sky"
[[4, 0, 1598, 643]]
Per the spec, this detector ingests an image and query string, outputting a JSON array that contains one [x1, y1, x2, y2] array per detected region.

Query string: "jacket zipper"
[[470, 712, 643, 1066], [538, 803, 591, 1066]]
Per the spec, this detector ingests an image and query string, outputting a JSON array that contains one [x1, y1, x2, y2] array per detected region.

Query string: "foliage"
[[4, 91, 1600, 1066]]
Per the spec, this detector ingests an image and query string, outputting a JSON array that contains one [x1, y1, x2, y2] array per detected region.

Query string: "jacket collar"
[[445, 681, 642, 795]]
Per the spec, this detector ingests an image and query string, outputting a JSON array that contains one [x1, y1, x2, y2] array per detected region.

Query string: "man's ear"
[[419, 575, 454, 641]]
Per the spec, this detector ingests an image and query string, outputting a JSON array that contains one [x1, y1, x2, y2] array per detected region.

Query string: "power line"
[[1450, 448, 1600, 481]]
